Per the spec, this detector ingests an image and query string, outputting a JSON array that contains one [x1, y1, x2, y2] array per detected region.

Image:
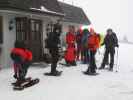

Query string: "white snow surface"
[[1, 43, 133, 100]]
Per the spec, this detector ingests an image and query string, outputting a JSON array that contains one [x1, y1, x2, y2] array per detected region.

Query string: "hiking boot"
[[99, 66, 105, 70], [13, 74, 18, 79], [109, 68, 113, 71]]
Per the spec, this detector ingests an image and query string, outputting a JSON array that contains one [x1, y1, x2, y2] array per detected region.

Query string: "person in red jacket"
[[84, 28, 100, 74], [66, 30, 76, 47], [65, 45, 76, 66], [65, 26, 76, 66], [11, 41, 32, 86]]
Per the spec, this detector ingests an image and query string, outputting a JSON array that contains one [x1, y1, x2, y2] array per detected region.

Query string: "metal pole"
[[115, 48, 119, 72], [72, 1, 74, 5]]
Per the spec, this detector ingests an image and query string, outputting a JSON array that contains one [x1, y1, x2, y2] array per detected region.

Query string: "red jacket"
[[88, 34, 100, 51], [25, 49, 32, 61], [66, 32, 76, 46], [65, 47, 76, 62], [11, 48, 32, 61]]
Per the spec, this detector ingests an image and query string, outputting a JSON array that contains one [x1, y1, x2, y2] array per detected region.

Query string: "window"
[[16, 17, 28, 41], [0, 16, 3, 44]]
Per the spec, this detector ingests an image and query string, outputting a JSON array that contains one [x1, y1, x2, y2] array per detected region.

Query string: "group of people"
[[10, 21, 63, 87], [10, 21, 119, 87], [64, 27, 119, 74]]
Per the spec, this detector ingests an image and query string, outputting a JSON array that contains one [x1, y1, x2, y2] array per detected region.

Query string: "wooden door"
[[0, 16, 3, 44], [29, 19, 43, 61], [16, 17, 43, 62]]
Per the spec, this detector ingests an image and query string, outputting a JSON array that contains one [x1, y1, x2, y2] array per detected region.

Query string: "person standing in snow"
[[81, 29, 90, 64], [65, 26, 76, 66], [84, 28, 100, 74], [99, 29, 119, 71], [76, 29, 83, 61], [46, 21, 62, 76]]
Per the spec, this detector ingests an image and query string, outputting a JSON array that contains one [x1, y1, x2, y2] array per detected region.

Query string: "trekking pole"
[[98, 49, 101, 55], [115, 47, 119, 72]]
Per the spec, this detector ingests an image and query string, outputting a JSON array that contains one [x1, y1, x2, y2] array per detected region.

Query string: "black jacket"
[[46, 32, 60, 49], [103, 33, 118, 49]]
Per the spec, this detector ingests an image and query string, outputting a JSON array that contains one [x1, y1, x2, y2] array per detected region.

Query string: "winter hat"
[[83, 28, 89, 34], [107, 28, 113, 33]]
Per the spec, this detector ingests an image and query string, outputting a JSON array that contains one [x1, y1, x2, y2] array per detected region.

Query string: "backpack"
[[45, 32, 54, 48], [45, 32, 60, 49]]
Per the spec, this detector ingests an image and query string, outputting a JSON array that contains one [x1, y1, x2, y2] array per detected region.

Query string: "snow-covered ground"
[[1, 43, 133, 100]]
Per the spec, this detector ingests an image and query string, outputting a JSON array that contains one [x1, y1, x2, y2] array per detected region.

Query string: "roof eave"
[[0, 6, 65, 17]]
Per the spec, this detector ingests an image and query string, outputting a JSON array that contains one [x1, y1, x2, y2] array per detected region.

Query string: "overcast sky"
[[58, 0, 133, 41]]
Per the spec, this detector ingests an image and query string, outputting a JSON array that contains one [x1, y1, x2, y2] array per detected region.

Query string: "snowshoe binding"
[[45, 71, 62, 76]]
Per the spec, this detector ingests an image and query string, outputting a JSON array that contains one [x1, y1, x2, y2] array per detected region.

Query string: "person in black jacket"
[[99, 29, 119, 71], [45, 21, 62, 76]]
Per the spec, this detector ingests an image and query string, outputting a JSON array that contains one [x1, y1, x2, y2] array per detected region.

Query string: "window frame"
[[0, 16, 3, 44]]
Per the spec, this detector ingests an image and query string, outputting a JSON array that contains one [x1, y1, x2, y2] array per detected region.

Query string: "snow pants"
[[101, 48, 115, 69], [87, 50, 97, 73], [14, 61, 31, 80], [49, 48, 59, 73]]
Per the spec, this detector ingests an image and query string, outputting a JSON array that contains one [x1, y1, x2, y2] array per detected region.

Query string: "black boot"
[[99, 63, 105, 70], [109, 67, 113, 71], [84, 67, 91, 74], [13, 74, 18, 79], [99, 66, 105, 70]]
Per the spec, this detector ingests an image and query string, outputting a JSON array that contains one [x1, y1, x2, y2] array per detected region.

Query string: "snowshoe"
[[45, 71, 62, 76], [13, 78, 39, 91], [12, 77, 31, 86], [98, 66, 105, 70], [13, 85, 24, 91], [82, 71, 99, 76], [23, 78, 40, 88]]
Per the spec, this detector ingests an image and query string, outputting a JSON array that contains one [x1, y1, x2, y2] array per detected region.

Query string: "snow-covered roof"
[[59, 2, 91, 25], [30, 6, 65, 16], [0, 0, 64, 17]]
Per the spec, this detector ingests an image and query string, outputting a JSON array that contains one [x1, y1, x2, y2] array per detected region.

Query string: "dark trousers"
[[14, 61, 31, 81], [83, 48, 89, 64], [20, 62, 31, 80], [76, 45, 82, 60], [50, 49, 59, 73], [101, 48, 115, 69], [87, 50, 97, 73]]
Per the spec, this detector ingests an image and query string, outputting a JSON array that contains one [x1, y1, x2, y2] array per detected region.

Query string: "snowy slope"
[[0, 43, 133, 100]]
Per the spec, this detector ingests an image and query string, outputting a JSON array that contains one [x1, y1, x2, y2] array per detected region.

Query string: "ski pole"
[[115, 47, 119, 72]]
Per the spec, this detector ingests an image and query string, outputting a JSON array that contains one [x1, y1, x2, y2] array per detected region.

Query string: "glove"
[[116, 44, 119, 48], [101, 43, 104, 46]]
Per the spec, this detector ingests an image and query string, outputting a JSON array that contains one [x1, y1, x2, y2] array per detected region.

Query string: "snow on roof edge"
[[30, 7, 65, 16]]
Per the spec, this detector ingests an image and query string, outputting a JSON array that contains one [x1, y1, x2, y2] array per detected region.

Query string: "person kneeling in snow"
[[65, 26, 76, 66], [10, 41, 32, 86], [84, 28, 100, 74], [65, 45, 76, 66]]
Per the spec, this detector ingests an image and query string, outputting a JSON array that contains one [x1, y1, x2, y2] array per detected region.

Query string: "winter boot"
[[13, 74, 18, 79], [49, 70, 62, 76], [109, 68, 113, 72], [99, 66, 105, 70]]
